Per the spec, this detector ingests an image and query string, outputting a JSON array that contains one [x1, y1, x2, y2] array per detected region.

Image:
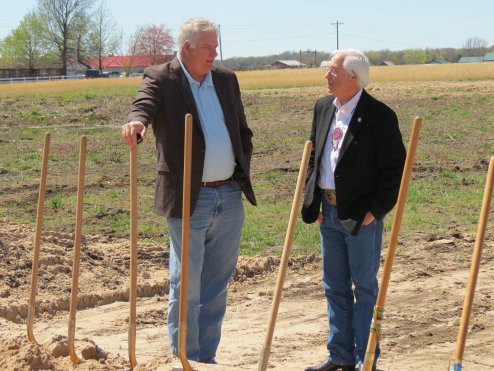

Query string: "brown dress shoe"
[[305, 357, 356, 371]]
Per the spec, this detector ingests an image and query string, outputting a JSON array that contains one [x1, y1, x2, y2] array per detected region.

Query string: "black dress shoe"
[[305, 357, 356, 371]]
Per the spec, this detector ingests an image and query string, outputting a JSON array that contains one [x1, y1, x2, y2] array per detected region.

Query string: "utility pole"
[[331, 20, 343, 49], [218, 24, 223, 65], [300, 49, 318, 67]]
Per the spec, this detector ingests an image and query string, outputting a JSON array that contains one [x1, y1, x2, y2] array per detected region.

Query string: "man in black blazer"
[[302, 49, 406, 371], [122, 18, 256, 364]]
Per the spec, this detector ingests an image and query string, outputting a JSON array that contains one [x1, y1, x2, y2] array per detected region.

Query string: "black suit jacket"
[[301, 90, 406, 235], [126, 58, 256, 218]]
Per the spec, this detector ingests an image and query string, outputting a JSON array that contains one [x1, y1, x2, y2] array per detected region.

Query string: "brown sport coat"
[[126, 58, 256, 218]]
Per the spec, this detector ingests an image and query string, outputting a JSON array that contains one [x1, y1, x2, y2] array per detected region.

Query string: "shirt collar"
[[333, 89, 363, 113], [177, 53, 214, 87]]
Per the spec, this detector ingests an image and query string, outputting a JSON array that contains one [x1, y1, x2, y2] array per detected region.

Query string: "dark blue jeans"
[[320, 200, 382, 366]]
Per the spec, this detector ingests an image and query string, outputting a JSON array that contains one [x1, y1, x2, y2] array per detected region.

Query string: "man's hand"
[[362, 211, 375, 226], [317, 212, 323, 224], [121, 121, 146, 147]]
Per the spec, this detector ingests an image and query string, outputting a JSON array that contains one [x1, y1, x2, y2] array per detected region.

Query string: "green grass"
[[1, 79, 493, 257], [48, 194, 65, 211]]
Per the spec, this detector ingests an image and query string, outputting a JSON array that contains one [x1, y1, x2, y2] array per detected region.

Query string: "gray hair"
[[330, 49, 370, 88], [177, 18, 218, 51]]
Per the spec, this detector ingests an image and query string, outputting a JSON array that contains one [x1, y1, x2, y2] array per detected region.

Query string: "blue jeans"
[[320, 200, 383, 366], [166, 183, 244, 363]]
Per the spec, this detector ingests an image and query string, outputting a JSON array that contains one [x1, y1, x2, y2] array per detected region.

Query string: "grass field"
[[0, 65, 493, 256]]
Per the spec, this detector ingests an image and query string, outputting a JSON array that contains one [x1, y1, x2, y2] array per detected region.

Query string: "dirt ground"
[[1, 218, 493, 371]]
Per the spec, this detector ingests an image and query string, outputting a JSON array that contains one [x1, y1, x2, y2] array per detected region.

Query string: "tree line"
[[221, 37, 492, 69], [0, 0, 174, 76]]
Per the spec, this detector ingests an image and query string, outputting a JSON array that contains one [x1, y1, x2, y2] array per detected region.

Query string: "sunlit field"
[[236, 62, 494, 89], [1, 62, 493, 97]]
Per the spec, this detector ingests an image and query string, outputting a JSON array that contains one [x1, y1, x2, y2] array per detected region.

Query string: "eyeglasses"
[[324, 66, 339, 77]]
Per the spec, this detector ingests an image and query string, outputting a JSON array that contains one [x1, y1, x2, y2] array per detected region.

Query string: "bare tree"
[[462, 37, 488, 57], [38, 0, 95, 75], [71, 11, 91, 62], [135, 24, 174, 65], [124, 26, 144, 76], [88, 0, 119, 72]]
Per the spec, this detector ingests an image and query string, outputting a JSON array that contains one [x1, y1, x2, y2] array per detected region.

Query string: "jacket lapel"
[[316, 101, 336, 162], [336, 89, 369, 165], [211, 70, 235, 137]]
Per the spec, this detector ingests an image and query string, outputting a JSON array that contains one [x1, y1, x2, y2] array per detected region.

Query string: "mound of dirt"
[[0, 321, 128, 371], [1, 219, 493, 370], [0, 219, 168, 324]]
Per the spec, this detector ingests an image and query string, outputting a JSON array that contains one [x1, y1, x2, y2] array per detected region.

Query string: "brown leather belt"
[[322, 188, 337, 205], [202, 178, 236, 188]]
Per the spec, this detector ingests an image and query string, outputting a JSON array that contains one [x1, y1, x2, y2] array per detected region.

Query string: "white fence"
[[0, 74, 85, 84]]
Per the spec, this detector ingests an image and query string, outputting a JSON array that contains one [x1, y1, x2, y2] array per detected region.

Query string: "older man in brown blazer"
[[122, 17, 256, 364]]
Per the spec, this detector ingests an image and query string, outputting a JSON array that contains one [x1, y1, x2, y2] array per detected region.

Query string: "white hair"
[[330, 49, 370, 88], [177, 18, 218, 52]]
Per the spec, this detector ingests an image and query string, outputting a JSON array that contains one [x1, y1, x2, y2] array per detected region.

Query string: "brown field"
[[236, 62, 494, 88], [1, 61, 494, 97]]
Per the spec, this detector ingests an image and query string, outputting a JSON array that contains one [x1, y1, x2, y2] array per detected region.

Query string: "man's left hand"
[[362, 211, 375, 226]]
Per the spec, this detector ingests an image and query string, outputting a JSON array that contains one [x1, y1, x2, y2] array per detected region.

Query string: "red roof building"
[[82, 54, 176, 76]]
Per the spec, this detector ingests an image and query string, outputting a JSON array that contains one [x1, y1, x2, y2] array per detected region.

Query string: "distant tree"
[[298, 49, 324, 67], [124, 26, 144, 76], [437, 47, 458, 62], [403, 48, 427, 65], [364, 49, 403, 66], [71, 11, 91, 62], [365, 50, 383, 65], [38, 0, 96, 75], [135, 24, 174, 64], [87, 0, 119, 71], [0, 11, 50, 76], [462, 37, 488, 57], [423, 48, 438, 63], [223, 50, 305, 69]]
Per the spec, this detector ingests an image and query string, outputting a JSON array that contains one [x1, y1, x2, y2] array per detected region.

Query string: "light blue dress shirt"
[[178, 57, 235, 182]]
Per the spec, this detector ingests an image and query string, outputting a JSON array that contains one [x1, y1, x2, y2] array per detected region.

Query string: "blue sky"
[[1, 0, 493, 59]]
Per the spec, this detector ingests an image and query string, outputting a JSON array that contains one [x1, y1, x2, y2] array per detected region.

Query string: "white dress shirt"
[[318, 89, 363, 190]]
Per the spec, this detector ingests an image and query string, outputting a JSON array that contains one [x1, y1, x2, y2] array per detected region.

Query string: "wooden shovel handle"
[[363, 117, 422, 370], [128, 143, 138, 368], [258, 141, 313, 371], [452, 157, 494, 364], [27, 132, 50, 344], [178, 114, 194, 371], [68, 135, 87, 364]]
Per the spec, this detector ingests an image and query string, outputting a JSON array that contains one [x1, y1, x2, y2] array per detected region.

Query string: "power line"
[[222, 32, 335, 44], [223, 22, 331, 31]]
